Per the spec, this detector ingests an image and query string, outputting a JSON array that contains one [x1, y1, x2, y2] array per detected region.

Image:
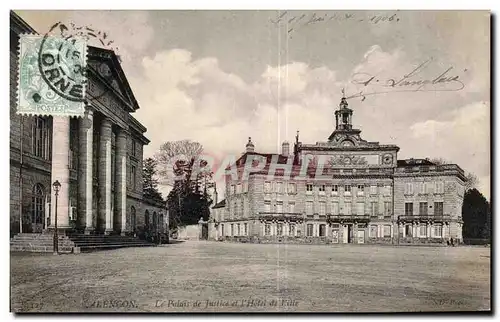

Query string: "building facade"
[[210, 96, 466, 244], [10, 12, 166, 237]]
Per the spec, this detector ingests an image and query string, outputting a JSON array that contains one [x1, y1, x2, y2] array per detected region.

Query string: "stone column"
[[116, 129, 128, 235], [50, 116, 71, 231], [78, 108, 94, 234], [99, 118, 113, 234]]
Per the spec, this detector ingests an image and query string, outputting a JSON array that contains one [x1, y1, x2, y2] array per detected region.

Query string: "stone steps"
[[10, 233, 157, 253]]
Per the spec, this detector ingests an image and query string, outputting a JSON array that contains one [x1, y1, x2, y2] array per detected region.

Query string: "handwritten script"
[[270, 11, 400, 34], [348, 58, 466, 101]]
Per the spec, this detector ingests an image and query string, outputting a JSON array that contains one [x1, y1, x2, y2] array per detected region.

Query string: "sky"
[[16, 10, 491, 200]]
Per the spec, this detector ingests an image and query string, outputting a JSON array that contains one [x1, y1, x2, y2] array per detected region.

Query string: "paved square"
[[10, 241, 490, 312]]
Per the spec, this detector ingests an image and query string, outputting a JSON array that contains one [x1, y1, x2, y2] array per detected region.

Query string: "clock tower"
[[328, 93, 363, 146]]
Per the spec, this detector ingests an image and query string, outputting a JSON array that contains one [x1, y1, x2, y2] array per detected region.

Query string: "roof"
[[212, 199, 226, 209]]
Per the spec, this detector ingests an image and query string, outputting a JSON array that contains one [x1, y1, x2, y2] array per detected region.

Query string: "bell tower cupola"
[[335, 90, 353, 131]]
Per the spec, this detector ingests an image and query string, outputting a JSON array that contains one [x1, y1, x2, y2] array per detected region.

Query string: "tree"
[[142, 157, 163, 202], [158, 141, 214, 226], [155, 140, 204, 187], [462, 188, 491, 240]]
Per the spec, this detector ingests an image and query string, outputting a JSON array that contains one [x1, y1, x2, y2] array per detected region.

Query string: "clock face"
[[341, 140, 354, 147], [383, 154, 393, 165]]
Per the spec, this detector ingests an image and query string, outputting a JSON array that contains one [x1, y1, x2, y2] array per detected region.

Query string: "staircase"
[[10, 233, 157, 253], [10, 233, 76, 253], [67, 233, 156, 252]]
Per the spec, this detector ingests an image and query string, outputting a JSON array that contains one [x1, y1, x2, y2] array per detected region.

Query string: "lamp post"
[[52, 180, 61, 255]]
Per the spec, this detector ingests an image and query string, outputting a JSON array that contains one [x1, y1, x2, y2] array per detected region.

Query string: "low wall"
[[177, 224, 201, 240]]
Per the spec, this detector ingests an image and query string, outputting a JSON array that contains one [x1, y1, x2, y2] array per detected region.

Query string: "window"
[[419, 202, 428, 216], [419, 182, 428, 194], [405, 183, 414, 195], [31, 183, 45, 226], [345, 202, 352, 215], [306, 201, 313, 215], [383, 225, 391, 238], [370, 185, 377, 195], [319, 224, 326, 237], [319, 202, 326, 216], [331, 185, 338, 195], [306, 184, 313, 193], [384, 201, 392, 216], [244, 223, 248, 235], [289, 224, 295, 236], [434, 202, 444, 216], [319, 185, 326, 193], [237, 223, 241, 236], [265, 224, 271, 235], [131, 140, 137, 157], [276, 182, 283, 194], [288, 201, 295, 214], [384, 185, 391, 196], [31, 117, 51, 160], [435, 182, 444, 194], [130, 166, 136, 190], [370, 202, 377, 216], [277, 223, 283, 236], [306, 224, 314, 237], [230, 185, 235, 195], [370, 225, 378, 238], [357, 185, 364, 196], [331, 202, 339, 215], [344, 185, 351, 195], [236, 183, 241, 194], [356, 202, 365, 216], [405, 224, 412, 237], [420, 225, 427, 237], [276, 201, 283, 213], [287, 183, 296, 194], [264, 200, 271, 213], [231, 224, 234, 236], [405, 202, 413, 216], [69, 118, 78, 170], [434, 224, 443, 237], [264, 181, 271, 193]]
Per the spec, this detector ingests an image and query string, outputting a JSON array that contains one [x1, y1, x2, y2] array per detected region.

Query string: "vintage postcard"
[[9, 9, 490, 313]]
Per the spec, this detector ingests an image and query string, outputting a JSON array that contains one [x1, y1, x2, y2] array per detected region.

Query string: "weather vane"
[[341, 88, 345, 98]]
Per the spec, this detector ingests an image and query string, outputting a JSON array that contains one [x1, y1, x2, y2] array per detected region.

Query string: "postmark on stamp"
[[17, 34, 87, 117]]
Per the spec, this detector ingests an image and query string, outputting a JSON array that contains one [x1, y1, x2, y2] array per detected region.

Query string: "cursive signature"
[[270, 11, 399, 34], [348, 58, 465, 100]]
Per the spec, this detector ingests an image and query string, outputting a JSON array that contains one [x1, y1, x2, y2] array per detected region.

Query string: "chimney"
[[245, 137, 255, 153], [282, 141, 290, 156]]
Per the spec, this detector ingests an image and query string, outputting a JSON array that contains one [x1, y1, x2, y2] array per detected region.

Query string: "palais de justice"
[[10, 12, 165, 238], [210, 96, 466, 244]]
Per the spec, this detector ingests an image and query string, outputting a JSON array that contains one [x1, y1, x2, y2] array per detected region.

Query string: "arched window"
[[31, 184, 45, 225], [159, 214, 164, 232], [130, 206, 136, 232], [152, 212, 157, 231], [145, 210, 150, 231]]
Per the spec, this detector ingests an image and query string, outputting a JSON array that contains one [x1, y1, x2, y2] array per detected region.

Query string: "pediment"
[[86, 47, 140, 112], [327, 130, 374, 148]]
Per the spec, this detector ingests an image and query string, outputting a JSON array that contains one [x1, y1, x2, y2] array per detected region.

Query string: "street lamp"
[[52, 180, 61, 255]]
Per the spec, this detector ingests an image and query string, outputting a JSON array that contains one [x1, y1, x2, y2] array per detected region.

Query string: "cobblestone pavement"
[[10, 241, 490, 313]]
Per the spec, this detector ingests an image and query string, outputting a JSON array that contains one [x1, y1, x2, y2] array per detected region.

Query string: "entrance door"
[[342, 225, 349, 243], [347, 225, 353, 243], [357, 230, 365, 244], [31, 184, 45, 233]]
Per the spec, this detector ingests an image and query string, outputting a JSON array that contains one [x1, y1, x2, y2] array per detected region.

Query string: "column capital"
[[117, 127, 131, 138], [101, 117, 113, 129], [85, 105, 95, 116]]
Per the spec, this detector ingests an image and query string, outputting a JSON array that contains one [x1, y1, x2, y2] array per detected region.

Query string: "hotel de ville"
[[210, 96, 467, 245]]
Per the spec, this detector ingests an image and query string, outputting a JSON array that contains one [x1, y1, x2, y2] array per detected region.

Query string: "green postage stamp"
[[17, 34, 87, 117]]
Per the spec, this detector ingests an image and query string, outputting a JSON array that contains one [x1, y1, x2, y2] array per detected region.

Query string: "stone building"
[[210, 96, 466, 244], [10, 11, 166, 237]]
